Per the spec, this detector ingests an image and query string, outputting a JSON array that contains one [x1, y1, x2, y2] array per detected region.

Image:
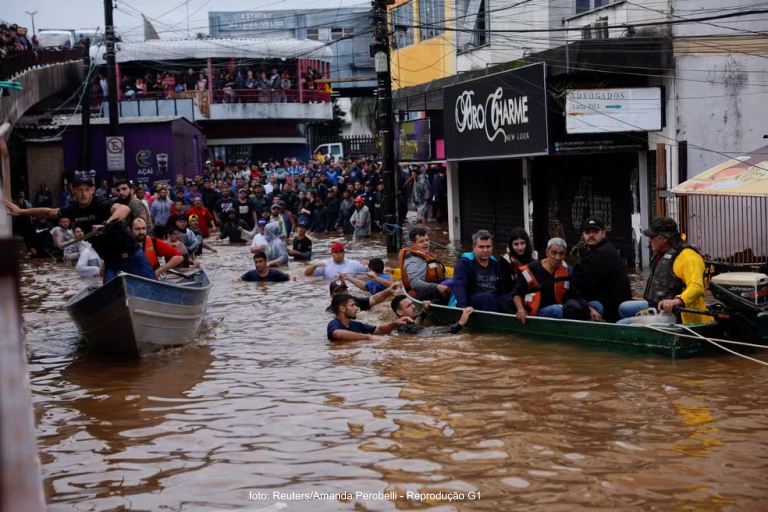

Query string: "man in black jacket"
[[570, 217, 633, 323]]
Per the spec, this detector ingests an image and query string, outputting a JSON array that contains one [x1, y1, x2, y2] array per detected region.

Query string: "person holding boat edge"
[[327, 293, 412, 342], [617, 217, 708, 325], [391, 295, 473, 335], [131, 217, 184, 280], [569, 217, 632, 323], [5, 172, 155, 283]]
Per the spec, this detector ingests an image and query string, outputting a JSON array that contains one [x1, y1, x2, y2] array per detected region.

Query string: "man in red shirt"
[[131, 217, 184, 279], [186, 196, 216, 238]]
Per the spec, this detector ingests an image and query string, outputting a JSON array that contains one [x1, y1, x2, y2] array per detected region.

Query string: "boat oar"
[[59, 221, 117, 249]]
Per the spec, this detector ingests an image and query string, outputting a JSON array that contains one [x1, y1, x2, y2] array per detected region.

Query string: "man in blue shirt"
[[236, 251, 296, 282], [327, 293, 411, 342], [183, 183, 202, 205]]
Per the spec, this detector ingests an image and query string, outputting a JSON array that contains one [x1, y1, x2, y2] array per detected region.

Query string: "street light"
[[25, 11, 37, 37]]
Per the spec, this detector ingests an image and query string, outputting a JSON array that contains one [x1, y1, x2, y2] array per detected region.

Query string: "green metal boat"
[[415, 301, 725, 359]]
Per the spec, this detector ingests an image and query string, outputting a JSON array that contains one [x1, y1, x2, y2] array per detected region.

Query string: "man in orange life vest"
[[131, 217, 185, 279], [400, 227, 452, 303], [511, 237, 604, 323]]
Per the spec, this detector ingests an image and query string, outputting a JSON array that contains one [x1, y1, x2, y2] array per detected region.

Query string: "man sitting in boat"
[[5, 171, 155, 283], [325, 277, 399, 314], [327, 293, 412, 342], [511, 238, 604, 323], [617, 217, 708, 325], [453, 230, 514, 312], [400, 227, 452, 303], [500, 227, 535, 280], [390, 295, 473, 335], [569, 217, 632, 323], [131, 217, 184, 280]]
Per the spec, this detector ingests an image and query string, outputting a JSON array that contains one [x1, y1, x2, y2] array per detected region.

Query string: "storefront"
[[442, 63, 549, 246]]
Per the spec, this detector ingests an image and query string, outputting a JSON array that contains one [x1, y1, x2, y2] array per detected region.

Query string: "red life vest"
[[519, 261, 570, 316], [143, 236, 160, 270], [399, 248, 446, 298]]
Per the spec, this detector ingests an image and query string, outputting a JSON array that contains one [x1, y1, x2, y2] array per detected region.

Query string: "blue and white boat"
[[64, 269, 212, 355]]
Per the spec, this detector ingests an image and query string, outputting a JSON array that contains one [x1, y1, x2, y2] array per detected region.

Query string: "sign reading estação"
[[443, 63, 549, 161]]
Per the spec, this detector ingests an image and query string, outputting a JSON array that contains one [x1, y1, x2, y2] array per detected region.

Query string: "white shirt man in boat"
[[390, 295, 473, 335], [617, 217, 708, 325], [5, 172, 155, 283], [131, 217, 184, 280], [399, 227, 452, 303]]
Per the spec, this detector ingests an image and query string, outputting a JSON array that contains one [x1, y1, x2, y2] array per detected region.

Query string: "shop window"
[[576, 0, 612, 15], [307, 28, 319, 40], [420, 0, 445, 42]]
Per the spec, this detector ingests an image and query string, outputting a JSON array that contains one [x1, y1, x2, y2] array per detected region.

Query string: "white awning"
[[91, 38, 333, 65]]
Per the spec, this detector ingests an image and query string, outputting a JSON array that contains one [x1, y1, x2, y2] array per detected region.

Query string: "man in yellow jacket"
[[618, 217, 708, 324]]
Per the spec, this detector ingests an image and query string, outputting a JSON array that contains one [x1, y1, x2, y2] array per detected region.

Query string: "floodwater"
[[21, 227, 768, 511]]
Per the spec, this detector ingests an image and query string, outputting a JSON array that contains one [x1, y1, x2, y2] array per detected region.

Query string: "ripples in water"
[[20, 232, 768, 511]]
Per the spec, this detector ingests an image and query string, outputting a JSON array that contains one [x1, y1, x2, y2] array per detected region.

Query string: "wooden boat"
[[415, 300, 725, 359], [64, 269, 212, 355]]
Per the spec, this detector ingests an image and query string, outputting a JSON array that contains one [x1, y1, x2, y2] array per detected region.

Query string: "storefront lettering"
[[455, 88, 529, 143]]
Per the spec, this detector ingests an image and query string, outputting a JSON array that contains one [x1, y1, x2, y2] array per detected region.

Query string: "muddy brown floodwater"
[[20, 226, 768, 511]]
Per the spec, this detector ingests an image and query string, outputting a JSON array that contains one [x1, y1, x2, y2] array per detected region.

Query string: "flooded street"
[[21, 229, 768, 511]]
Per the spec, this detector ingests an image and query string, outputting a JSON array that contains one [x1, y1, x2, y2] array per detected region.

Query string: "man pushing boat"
[[5, 171, 156, 283]]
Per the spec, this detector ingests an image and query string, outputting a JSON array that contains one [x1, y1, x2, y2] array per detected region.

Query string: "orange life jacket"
[[143, 236, 160, 270], [399, 248, 446, 298], [519, 261, 570, 316]]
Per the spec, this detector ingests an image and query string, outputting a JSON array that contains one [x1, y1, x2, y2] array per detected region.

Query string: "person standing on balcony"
[[184, 68, 197, 92], [196, 73, 207, 92]]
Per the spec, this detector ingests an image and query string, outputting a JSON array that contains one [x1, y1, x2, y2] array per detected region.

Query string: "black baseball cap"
[[582, 216, 605, 231], [72, 170, 95, 186], [643, 217, 679, 238], [329, 279, 348, 294]]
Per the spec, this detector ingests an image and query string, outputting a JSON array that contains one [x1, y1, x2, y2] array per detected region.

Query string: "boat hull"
[[64, 270, 212, 355], [418, 301, 723, 359]]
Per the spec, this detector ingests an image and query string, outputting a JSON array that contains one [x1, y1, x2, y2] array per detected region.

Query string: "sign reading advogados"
[[443, 63, 549, 161]]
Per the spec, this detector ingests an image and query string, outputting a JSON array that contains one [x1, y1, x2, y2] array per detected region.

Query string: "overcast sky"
[[4, 0, 367, 40]]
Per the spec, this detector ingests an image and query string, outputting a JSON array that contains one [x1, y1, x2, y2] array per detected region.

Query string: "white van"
[[37, 29, 76, 48], [313, 143, 344, 162]]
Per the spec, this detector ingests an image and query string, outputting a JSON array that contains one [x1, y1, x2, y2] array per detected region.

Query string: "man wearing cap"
[[249, 183, 269, 217], [186, 197, 216, 238], [569, 217, 632, 323], [618, 217, 708, 325], [305, 242, 369, 279], [219, 208, 251, 244], [288, 220, 312, 260], [325, 278, 400, 314], [5, 173, 155, 283], [250, 218, 269, 253], [350, 196, 371, 239], [327, 293, 412, 342], [236, 188, 256, 228]]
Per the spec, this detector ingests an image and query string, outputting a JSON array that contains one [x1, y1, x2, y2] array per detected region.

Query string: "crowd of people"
[[0, 22, 35, 57], [115, 65, 331, 103], [6, 152, 712, 344]]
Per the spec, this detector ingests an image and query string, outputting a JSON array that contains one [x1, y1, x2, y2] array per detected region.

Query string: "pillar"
[[638, 150, 650, 270], [207, 58, 213, 105], [447, 161, 461, 242], [522, 158, 533, 246]]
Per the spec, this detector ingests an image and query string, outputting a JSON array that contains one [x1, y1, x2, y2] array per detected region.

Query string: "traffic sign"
[[106, 136, 125, 171]]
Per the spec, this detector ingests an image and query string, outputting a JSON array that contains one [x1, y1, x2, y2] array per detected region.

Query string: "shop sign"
[[395, 119, 431, 161], [565, 87, 662, 134], [443, 63, 549, 161]]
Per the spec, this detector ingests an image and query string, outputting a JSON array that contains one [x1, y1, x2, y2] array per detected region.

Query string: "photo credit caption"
[[249, 491, 480, 502]]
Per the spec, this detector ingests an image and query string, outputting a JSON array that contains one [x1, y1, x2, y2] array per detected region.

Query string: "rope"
[[641, 323, 768, 366], [430, 240, 463, 255], [382, 223, 403, 236]]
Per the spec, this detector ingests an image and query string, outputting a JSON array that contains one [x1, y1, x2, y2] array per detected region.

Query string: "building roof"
[[90, 38, 333, 65], [16, 115, 189, 130]]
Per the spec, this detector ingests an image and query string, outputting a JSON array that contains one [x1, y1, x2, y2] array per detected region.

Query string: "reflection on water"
[[22, 229, 768, 511]]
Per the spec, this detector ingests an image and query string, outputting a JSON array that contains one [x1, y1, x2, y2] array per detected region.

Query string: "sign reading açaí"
[[443, 63, 548, 161]]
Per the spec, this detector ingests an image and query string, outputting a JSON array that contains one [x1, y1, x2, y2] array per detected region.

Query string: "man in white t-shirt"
[[250, 218, 269, 253], [304, 242, 369, 279]]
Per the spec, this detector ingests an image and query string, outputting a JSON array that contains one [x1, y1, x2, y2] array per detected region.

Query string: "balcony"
[[108, 88, 333, 122]]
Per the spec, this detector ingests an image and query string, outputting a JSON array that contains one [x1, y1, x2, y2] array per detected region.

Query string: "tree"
[[350, 97, 377, 136], [312, 99, 346, 139], [196, 32, 209, 40]]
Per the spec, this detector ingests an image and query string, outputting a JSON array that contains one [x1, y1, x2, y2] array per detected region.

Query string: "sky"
[[3, 0, 368, 40]]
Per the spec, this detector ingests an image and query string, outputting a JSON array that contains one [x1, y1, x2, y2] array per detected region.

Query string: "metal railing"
[[211, 88, 331, 104], [0, 47, 83, 81]]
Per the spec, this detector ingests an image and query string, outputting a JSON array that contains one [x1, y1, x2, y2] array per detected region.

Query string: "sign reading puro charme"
[[443, 63, 549, 161]]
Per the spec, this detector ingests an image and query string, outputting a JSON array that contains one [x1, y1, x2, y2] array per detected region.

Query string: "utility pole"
[[104, 0, 120, 137], [372, 0, 400, 253], [80, 39, 91, 171], [25, 11, 37, 37]]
